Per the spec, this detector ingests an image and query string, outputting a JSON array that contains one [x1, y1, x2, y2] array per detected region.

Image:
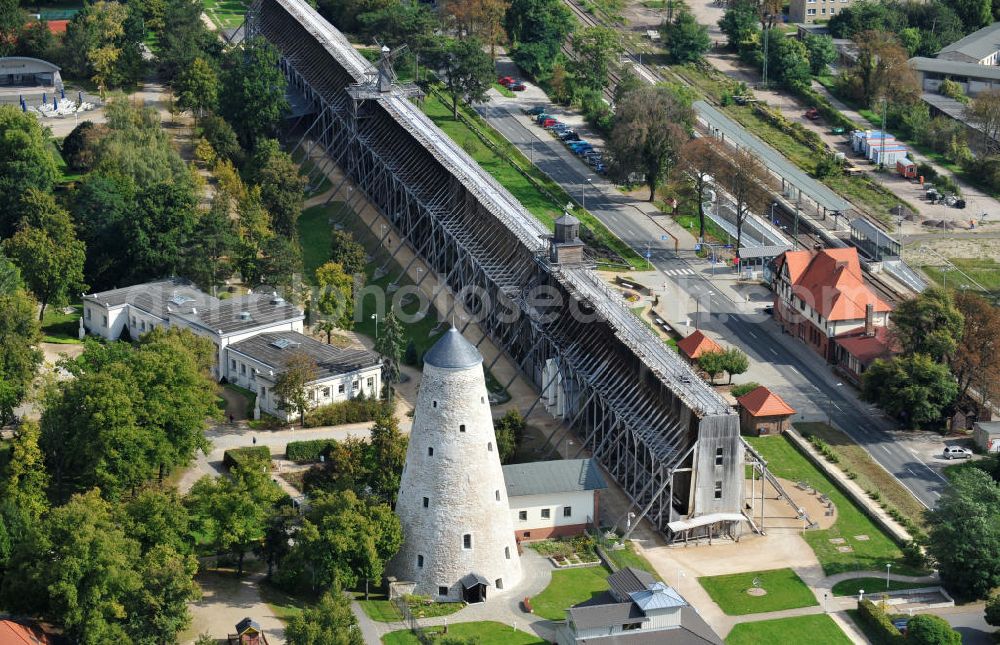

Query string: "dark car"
[[560, 132, 580, 141], [595, 163, 607, 174], [510, 82, 527, 91], [524, 106, 546, 116]]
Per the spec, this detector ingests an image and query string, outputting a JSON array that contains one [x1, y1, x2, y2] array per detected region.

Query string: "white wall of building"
[[509, 490, 596, 533]]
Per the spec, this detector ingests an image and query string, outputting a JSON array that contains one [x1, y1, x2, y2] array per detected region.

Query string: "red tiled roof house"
[[736, 386, 796, 435], [676, 330, 722, 363], [772, 248, 892, 364]]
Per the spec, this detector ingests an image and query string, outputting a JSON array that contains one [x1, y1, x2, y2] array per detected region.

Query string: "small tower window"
[[481, 396, 485, 404], [423, 497, 429, 508], [417, 555, 424, 568], [459, 424, 466, 433], [495, 490, 500, 501], [495, 578, 504, 590], [463, 534, 472, 549], [428, 447, 434, 456], [488, 442, 493, 451], [433, 401, 437, 408], [438, 586, 448, 596], [715, 447, 724, 466], [714, 481, 723, 499], [505, 546, 511, 559]]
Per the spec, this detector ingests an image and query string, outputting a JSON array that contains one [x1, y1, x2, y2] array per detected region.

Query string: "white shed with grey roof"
[[503, 459, 607, 541]]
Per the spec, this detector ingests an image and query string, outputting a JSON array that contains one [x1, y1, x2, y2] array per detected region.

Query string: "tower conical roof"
[[423, 327, 482, 369]]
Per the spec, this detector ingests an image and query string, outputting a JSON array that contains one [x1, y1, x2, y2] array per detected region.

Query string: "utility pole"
[[762, 19, 770, 88]]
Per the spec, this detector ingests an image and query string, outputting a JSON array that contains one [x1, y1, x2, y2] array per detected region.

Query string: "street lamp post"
[[885, 563, 892, 590], [583, 178, 592, 210], [371, 313, 378, 340]]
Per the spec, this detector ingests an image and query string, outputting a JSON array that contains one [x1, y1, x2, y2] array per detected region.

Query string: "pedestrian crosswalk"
[[663, 268, 696, 276]]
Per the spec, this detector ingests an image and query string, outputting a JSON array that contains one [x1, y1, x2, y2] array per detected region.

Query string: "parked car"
[[510, 82, 527, 91], [524, 106, 546, 116], [559, 132, 581, 142], [536, 113, 553, 124], [943, 446, 973, 460], [567, 140, 590, 149], [543, 120, 563, 129], [571, 145, 594, 155], [541, 118, 558, 128], [497, 76, 515, 87], [804, 107, 820, 120], [594, 163, 607, 174]]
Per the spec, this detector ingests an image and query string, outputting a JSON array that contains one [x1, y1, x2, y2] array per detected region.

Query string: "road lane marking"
[[747, 330, 758, 338], [881, 445, 891, 454], [907, 467, 918, 476], [769, 348, 778, 356]]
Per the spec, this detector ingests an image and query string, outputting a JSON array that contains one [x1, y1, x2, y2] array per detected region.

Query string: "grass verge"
[[698, 568, 818, 615], [795, 422, 927, 532], [382, 621, 545, 645], [725, 614, 852, 645], [920, 257, 1000, 300], [603, 540, 661, 577], [422, 91, 643, 268], [531, 565, 611, 620], [258, 581, 306, 622], [746, 435, 925, 576], [831, 577, 931, 596], [40, 305, 82, 344]]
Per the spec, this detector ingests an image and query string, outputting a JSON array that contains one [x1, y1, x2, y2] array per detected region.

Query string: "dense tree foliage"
[[661, 10, 710, 64], [220, 37, 290, 149], [41, 330, 217, 502], [804, 34, 837, 76], [0, 489, 199, 645], [285, 590, 364, 645], [495, 409, 526, 464], [568, 26, 621, 93], [927, 468, 1000, 599], [829, 0, 964, 56], [248, 141, 307, 237], [374, 310, 405, 385], [274, 351, 319, 426], [891, 288, 964, 362], [862, 354, 958, 429], [187, 461, 286, 575], [61, 1, 144, 93], [274, 489, 402, 593], [175, 56, 220, 118], [0, 106, 59, 237], [428, 37, 494, 118], [0, 264, 41, 425], [156, 0, 221, 81], [2, 189, 87, 320], [504, 0, 575, 76], [607, 86, 694, 201], [905, 614, 962, 645]]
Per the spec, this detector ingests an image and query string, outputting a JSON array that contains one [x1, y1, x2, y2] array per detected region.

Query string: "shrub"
[[303, 397, 391, 428], [905, 614, 961, 644], [915, 162, 938, 182], [857, 599, 903, 645], [223, 446, 271, 471], [731, 382, 761, 397], [286, 439, 339, 463], [903, 540, 927, 568]]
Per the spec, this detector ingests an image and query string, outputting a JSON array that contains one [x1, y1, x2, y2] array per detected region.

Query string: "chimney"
[[864, 303, 875, 337]]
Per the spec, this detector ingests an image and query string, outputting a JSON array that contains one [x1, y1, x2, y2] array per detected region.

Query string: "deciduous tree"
[[722, 348, 749, 384], [680, 137, 725, 240], [0, 105, 59, 236], [569, 26, 622, 93], [718, 147, 769, 253], [698, 350, 727, 384], [315, 261, 355, 340], [220, 37, 290, 149], [0, 281, 41, 425], [861, 354, 958, 429], [504, 0, 574, 76], [965, 89, 1000, 155], [275, 351, 319, 427], [0, 0, 23, 56], [175, 56, 220, 119], [847, 30, 920, 108], [608, 86, 694, 201], [250, 143, 307, 238], [428, 37, 494, 118], [494, 409, 525, 464], [805, 34, 837, 76], [905, 614, 962, 645], [890, 287, 964, 362], [986, 588, 1000, 627], [330, 229, 368, 277], [286, 590, 364, 645], [2, 189, 87, 320], [951, 291, 1000, 405]]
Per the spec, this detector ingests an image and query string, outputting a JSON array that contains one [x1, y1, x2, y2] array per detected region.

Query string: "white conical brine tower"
[[391, 328, 522, 601]]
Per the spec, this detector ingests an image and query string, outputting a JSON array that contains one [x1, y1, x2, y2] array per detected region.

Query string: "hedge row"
[[303, 397, 392, 429], [223, 446, 271, 471], [791, 84, 858, 132], [857, 599, 904, 645], [286, 439, 339, 463]]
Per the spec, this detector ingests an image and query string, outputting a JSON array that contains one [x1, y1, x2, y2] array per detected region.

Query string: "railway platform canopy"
[[694, 100, 852, 220]]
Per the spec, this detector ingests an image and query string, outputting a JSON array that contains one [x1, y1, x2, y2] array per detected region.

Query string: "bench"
[[522, 597, 533, 614]]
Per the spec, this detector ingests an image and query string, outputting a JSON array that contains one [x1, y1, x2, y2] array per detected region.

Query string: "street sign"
[[694, 243, 702, 252], [661, 235, 670, 241], [645, 251, 652, 259]]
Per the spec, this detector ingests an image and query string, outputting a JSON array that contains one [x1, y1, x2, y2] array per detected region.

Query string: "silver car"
[[943, 446, 973, 459]]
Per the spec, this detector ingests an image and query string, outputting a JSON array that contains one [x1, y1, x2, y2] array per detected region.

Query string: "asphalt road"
[[476, 99, 946, 509]]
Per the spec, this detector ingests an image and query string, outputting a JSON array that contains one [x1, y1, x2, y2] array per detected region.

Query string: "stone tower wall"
[[391, 362, 523, 600]]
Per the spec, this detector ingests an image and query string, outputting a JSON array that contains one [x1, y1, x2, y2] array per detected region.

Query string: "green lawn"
[[40, 305, 82, 344], [795, 422, 927, 532], [382, 621, 545, 645], [296, 201, 444, 362], [746, 435, 924, 576], [258, 582, 306, 621], [921, 257, 1000, 300], [725, 615, 853, 645], [203, 0, 248, 29], [698, 568, 818, 616], [356, 594, 465, 622], [831, 577, 930, 596], [604, 541, 661, 578], [531, 565, 611, 620]]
